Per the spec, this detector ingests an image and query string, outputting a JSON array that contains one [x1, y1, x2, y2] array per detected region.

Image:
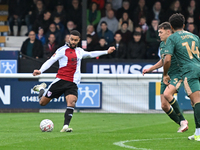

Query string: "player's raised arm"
[[107, 46, 116, 54], [82, 46, 115, 59], [142, 59, 163, 75], [33, 69, 41, 76], [32, 47, 64, 76]]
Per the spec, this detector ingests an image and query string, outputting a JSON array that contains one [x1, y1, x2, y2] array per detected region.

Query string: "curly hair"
[[169, 13, 185, 30]]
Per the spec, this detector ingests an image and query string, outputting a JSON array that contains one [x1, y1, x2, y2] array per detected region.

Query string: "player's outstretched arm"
[[33, 70, 41, 76], [142, 59, 163, 75], [107, 46, 116, 54], [32, 53, 60, 76], [82, 46, 116, 59]]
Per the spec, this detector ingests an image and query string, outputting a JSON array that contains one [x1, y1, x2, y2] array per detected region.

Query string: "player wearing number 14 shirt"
[[163, 13, 200, 141]]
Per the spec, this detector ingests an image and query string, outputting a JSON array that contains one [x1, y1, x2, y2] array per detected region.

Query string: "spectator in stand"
[[25, 0, 46, 36], [115, 21, 132, 44], [146, 19, 160, 59], [165, 0, 183, 22], [8, 0, 27, 36], [185, 16, 198, 32], [43, 34, 59, 59], [25, 0, 37, 13], [91, 0, 105, 10], [127, 31, 146, 59], [94, 38, 109, 59], [97, 9, 118, 34], [134, 25, 146, 42], [65, 20, 76, 35], [33, 10, 53, 34], [107, 0, 122, 11], [101, 2, 114, 18], [186, 16, 194, 25], [187, 23, 199, 36], [45, 23, 62, 44], [24, 0, 37, 34], [86, 24, 99, 45], [185, 0, 199, 30], [159, 0, 174, 12], [97, 21, 114, 45], [148, 1, 165, 25], [67, 0, 82, 32], [109, 33, 126, 59], [51, 2, 67, 25], [86, 35, 95, 51], [87, 2, 101, 28], [116, 0, 132, 20], [139, 16, 149, 34], [58, 34, 70, 47], [133, 0, 148, 26], [36, 27, 46, 45], [53, 15, 65, 39], [21, 31, 43, 59], [44, 0, 57, 12], [118, 12, 134, 32]]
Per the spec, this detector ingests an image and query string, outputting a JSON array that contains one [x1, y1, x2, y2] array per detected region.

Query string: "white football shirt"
[[39, 44, 108, 84]]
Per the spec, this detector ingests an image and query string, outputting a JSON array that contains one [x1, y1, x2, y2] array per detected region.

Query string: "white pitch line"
[[113, 138, 183, 150]]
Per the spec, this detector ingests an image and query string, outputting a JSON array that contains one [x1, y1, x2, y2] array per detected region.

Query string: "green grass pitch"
[[0, 113, 199, 150]]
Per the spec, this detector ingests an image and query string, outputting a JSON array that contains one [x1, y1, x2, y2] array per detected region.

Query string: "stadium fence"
[[0, 73, 164, 113]]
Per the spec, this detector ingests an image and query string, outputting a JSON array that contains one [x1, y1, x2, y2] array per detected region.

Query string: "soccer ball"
[[40, 119, 54, 132]]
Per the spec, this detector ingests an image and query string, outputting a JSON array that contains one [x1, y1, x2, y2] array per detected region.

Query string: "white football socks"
[[63, 125, 69, 129], [195, 128, 200, 135]]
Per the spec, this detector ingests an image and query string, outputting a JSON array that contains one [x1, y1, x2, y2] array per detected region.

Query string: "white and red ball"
[[40, 119, 54, 132]]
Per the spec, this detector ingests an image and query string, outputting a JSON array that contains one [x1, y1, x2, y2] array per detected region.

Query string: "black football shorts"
[[44, 78, 78, 98]]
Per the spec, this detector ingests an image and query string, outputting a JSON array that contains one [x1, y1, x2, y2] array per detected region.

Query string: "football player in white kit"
[[32, 30, 115, 132]]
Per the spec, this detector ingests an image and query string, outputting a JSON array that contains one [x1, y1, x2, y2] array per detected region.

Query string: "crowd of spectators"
[[6, 0, 200, 60]]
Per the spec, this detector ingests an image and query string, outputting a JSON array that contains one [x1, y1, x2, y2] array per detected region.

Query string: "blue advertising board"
[[0, 79, 102, 109], [86, 62, 163, 74], [0, 60, 17, 73], [0, 51, 19, 73], [76, 83, 102, 109]]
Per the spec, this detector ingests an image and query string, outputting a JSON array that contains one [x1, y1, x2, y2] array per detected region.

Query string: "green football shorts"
[[183, 77, 200, 96], [160, 76, 183, 94]]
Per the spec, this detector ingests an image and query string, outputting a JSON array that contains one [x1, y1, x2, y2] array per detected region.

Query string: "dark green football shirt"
[[160, 41, 181, 76], [164, 30, 200, 78]]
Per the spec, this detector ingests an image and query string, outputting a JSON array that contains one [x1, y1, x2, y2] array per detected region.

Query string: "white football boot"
[[60, 125, 73, 132], [188, 134, 195, 140], [33, 83, 47, 92], [177, 120, 188, 133]]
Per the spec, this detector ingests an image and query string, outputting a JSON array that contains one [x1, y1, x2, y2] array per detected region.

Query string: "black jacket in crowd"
[[21, 38, 43, 58], [109, 41, 127, 59], [127, 39, 146, 59]]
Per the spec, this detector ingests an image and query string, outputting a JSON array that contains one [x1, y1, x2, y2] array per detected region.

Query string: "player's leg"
[[39, 97, 52, 106], [160, 82, 182, 128], [164, 84, 186, 121], [188, 101, 196, 140], [60, 95, 77, 132], [160, 94, 180, 125], [33, 79, 65, 106], [163, 82, 188, 132], [33, 82, 52, 106], [188, 92, 200, 141], [184, 78, 200, 141], [61, 94, 77, 132], [60, 81, 78, 132]]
